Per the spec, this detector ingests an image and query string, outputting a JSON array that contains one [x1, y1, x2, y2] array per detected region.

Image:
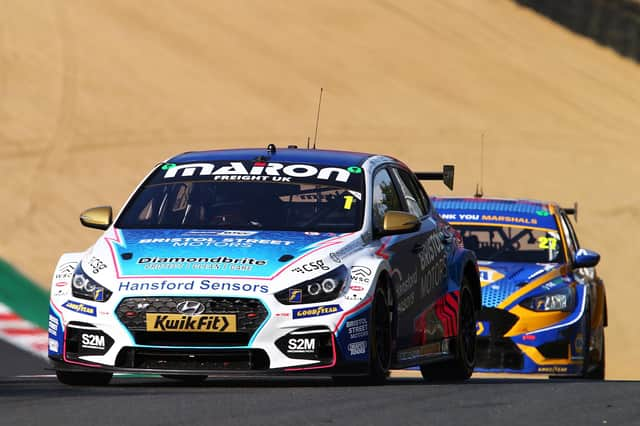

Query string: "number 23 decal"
[[538, 236, 558, 250]]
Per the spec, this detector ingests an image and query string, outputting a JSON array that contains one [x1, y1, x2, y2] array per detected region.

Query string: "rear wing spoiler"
[[562, 202, 578, 222], [415, 165, 455, 190]]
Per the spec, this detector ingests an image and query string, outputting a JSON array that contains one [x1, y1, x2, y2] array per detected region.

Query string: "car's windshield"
[[455, 224, 565, 263], [116, 161, 365, 232]]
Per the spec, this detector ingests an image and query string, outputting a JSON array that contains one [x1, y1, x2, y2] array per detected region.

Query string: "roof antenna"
[[312, 88, 323, 150], [307, 136, 311, 150], [474, 133, 485, 198]]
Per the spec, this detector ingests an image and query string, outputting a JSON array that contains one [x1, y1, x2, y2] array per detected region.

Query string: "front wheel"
[[420, 279, 476, 382], [56, 370, 112, 386], [581, 301, 605, 380], [333, 285, 391, 386]]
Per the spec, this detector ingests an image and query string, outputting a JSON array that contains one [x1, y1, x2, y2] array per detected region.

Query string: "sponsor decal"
[[55, 262, 76, 280], [397, 293, 415, 313], [397, 270, 418, 297], [48, 315, 59, 337], [349, 285, 365, 291], [292, 304, 342, 319], [479, 268, 505, 286], [347, 340, 367, 356], [441, 213, 481, 221], [350, 265, 372, 284], [62, 301, 96, 317], [88, 257, 107, 274], [287, 337, 316, 354], [48, 338, 59, 353], [481, 215, 538, 225], [81, 333, 106, 350], [536, 210, 550, 217], [345, 318, 368, 340], [136, 256, 267, 272], [118, 279, 269, 294], [288, 289, 302, 303], [291, 260, 330, 274], [275, 312, 290, 318], [417, 236, 447, 297], [54, 287, 69, 297], [329, 239, 362, 264], [537, 366, 568, 373], [146, 313, 236, 332], [138, 236, 292, 247], [162, 162, 353, 183]]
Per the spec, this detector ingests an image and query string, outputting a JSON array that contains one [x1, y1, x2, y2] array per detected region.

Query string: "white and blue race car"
[[49, 145, 481, 385]]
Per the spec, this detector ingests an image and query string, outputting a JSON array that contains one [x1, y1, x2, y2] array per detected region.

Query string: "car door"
[[390, 168, 450, 347], [370, 167, 424, 350]]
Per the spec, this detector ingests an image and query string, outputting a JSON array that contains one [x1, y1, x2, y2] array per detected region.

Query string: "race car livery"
[[432, 197, 607, 378], [49, 146, 481, 385]]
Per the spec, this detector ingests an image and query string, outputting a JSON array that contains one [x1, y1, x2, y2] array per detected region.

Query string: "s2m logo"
[[81, 333, 105, 350], [288, 338, 316, 353]]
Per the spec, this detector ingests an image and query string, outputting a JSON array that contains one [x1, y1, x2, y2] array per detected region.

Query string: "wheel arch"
[[463, 261, 481, 311]]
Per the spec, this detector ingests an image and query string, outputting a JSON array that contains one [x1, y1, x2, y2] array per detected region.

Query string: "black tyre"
[[420, 278, 476, 382], [161, 374, 208, 384], [581, 301, 605, 380], [333, 285, 391, 386], [56, 370, 112, 386]]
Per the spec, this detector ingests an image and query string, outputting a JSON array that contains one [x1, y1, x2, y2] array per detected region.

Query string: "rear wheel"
[[420, 279, 476, 382], [161, 374, 208, 384], [55, 370, 112, 386], [333, 285, 391, 386]]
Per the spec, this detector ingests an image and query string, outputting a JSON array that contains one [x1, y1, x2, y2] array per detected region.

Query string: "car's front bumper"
[[474, 287, 588, 376], [48, 294, 374, 376]]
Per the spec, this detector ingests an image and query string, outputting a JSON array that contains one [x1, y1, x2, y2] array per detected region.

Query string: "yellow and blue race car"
[[432, 197, 606, 378]]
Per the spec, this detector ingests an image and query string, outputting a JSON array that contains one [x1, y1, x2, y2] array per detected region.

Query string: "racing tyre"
[[161, 374, 208, 384], [55, 370, 112, 386], [420, 278, 476, 382], [581, 301, 606, 380], [333, 285, 391, 386]]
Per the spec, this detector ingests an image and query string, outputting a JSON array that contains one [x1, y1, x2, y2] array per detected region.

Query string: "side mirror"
[[573, 248, 600, 268], [382, 211, 420, 235], [80, 206, 113, 230]]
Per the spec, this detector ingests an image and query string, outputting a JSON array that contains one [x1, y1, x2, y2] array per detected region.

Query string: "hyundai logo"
[[176, 300, 206, 316]]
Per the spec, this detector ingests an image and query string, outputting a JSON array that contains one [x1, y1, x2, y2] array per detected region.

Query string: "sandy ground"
[[0, 1, 638, 379]]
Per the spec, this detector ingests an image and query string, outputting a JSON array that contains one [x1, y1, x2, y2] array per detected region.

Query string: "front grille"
[[116, 297, 268, 347], [536, 339, 569, 359], [476, 337, 524, 370], [115, 347, 269, 370]]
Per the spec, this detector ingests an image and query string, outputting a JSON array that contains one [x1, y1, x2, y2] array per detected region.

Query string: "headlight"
[[71, 263, 112, 302], [275, 266, 348, 305], [520, 286, 575, 312]]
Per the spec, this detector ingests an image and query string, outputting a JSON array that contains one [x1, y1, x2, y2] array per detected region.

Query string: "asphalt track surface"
[[1, 341, 639, 426]]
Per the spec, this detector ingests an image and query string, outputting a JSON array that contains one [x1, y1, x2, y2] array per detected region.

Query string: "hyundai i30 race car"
[[49, 146, 481, 385], [432, 197, 607, 378]]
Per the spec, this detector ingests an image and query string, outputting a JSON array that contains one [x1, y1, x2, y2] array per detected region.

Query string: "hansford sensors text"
[[118, 279, 269, 293]]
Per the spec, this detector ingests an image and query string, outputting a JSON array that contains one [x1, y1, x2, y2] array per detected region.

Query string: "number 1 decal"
[[343, 195, 354, 210]]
